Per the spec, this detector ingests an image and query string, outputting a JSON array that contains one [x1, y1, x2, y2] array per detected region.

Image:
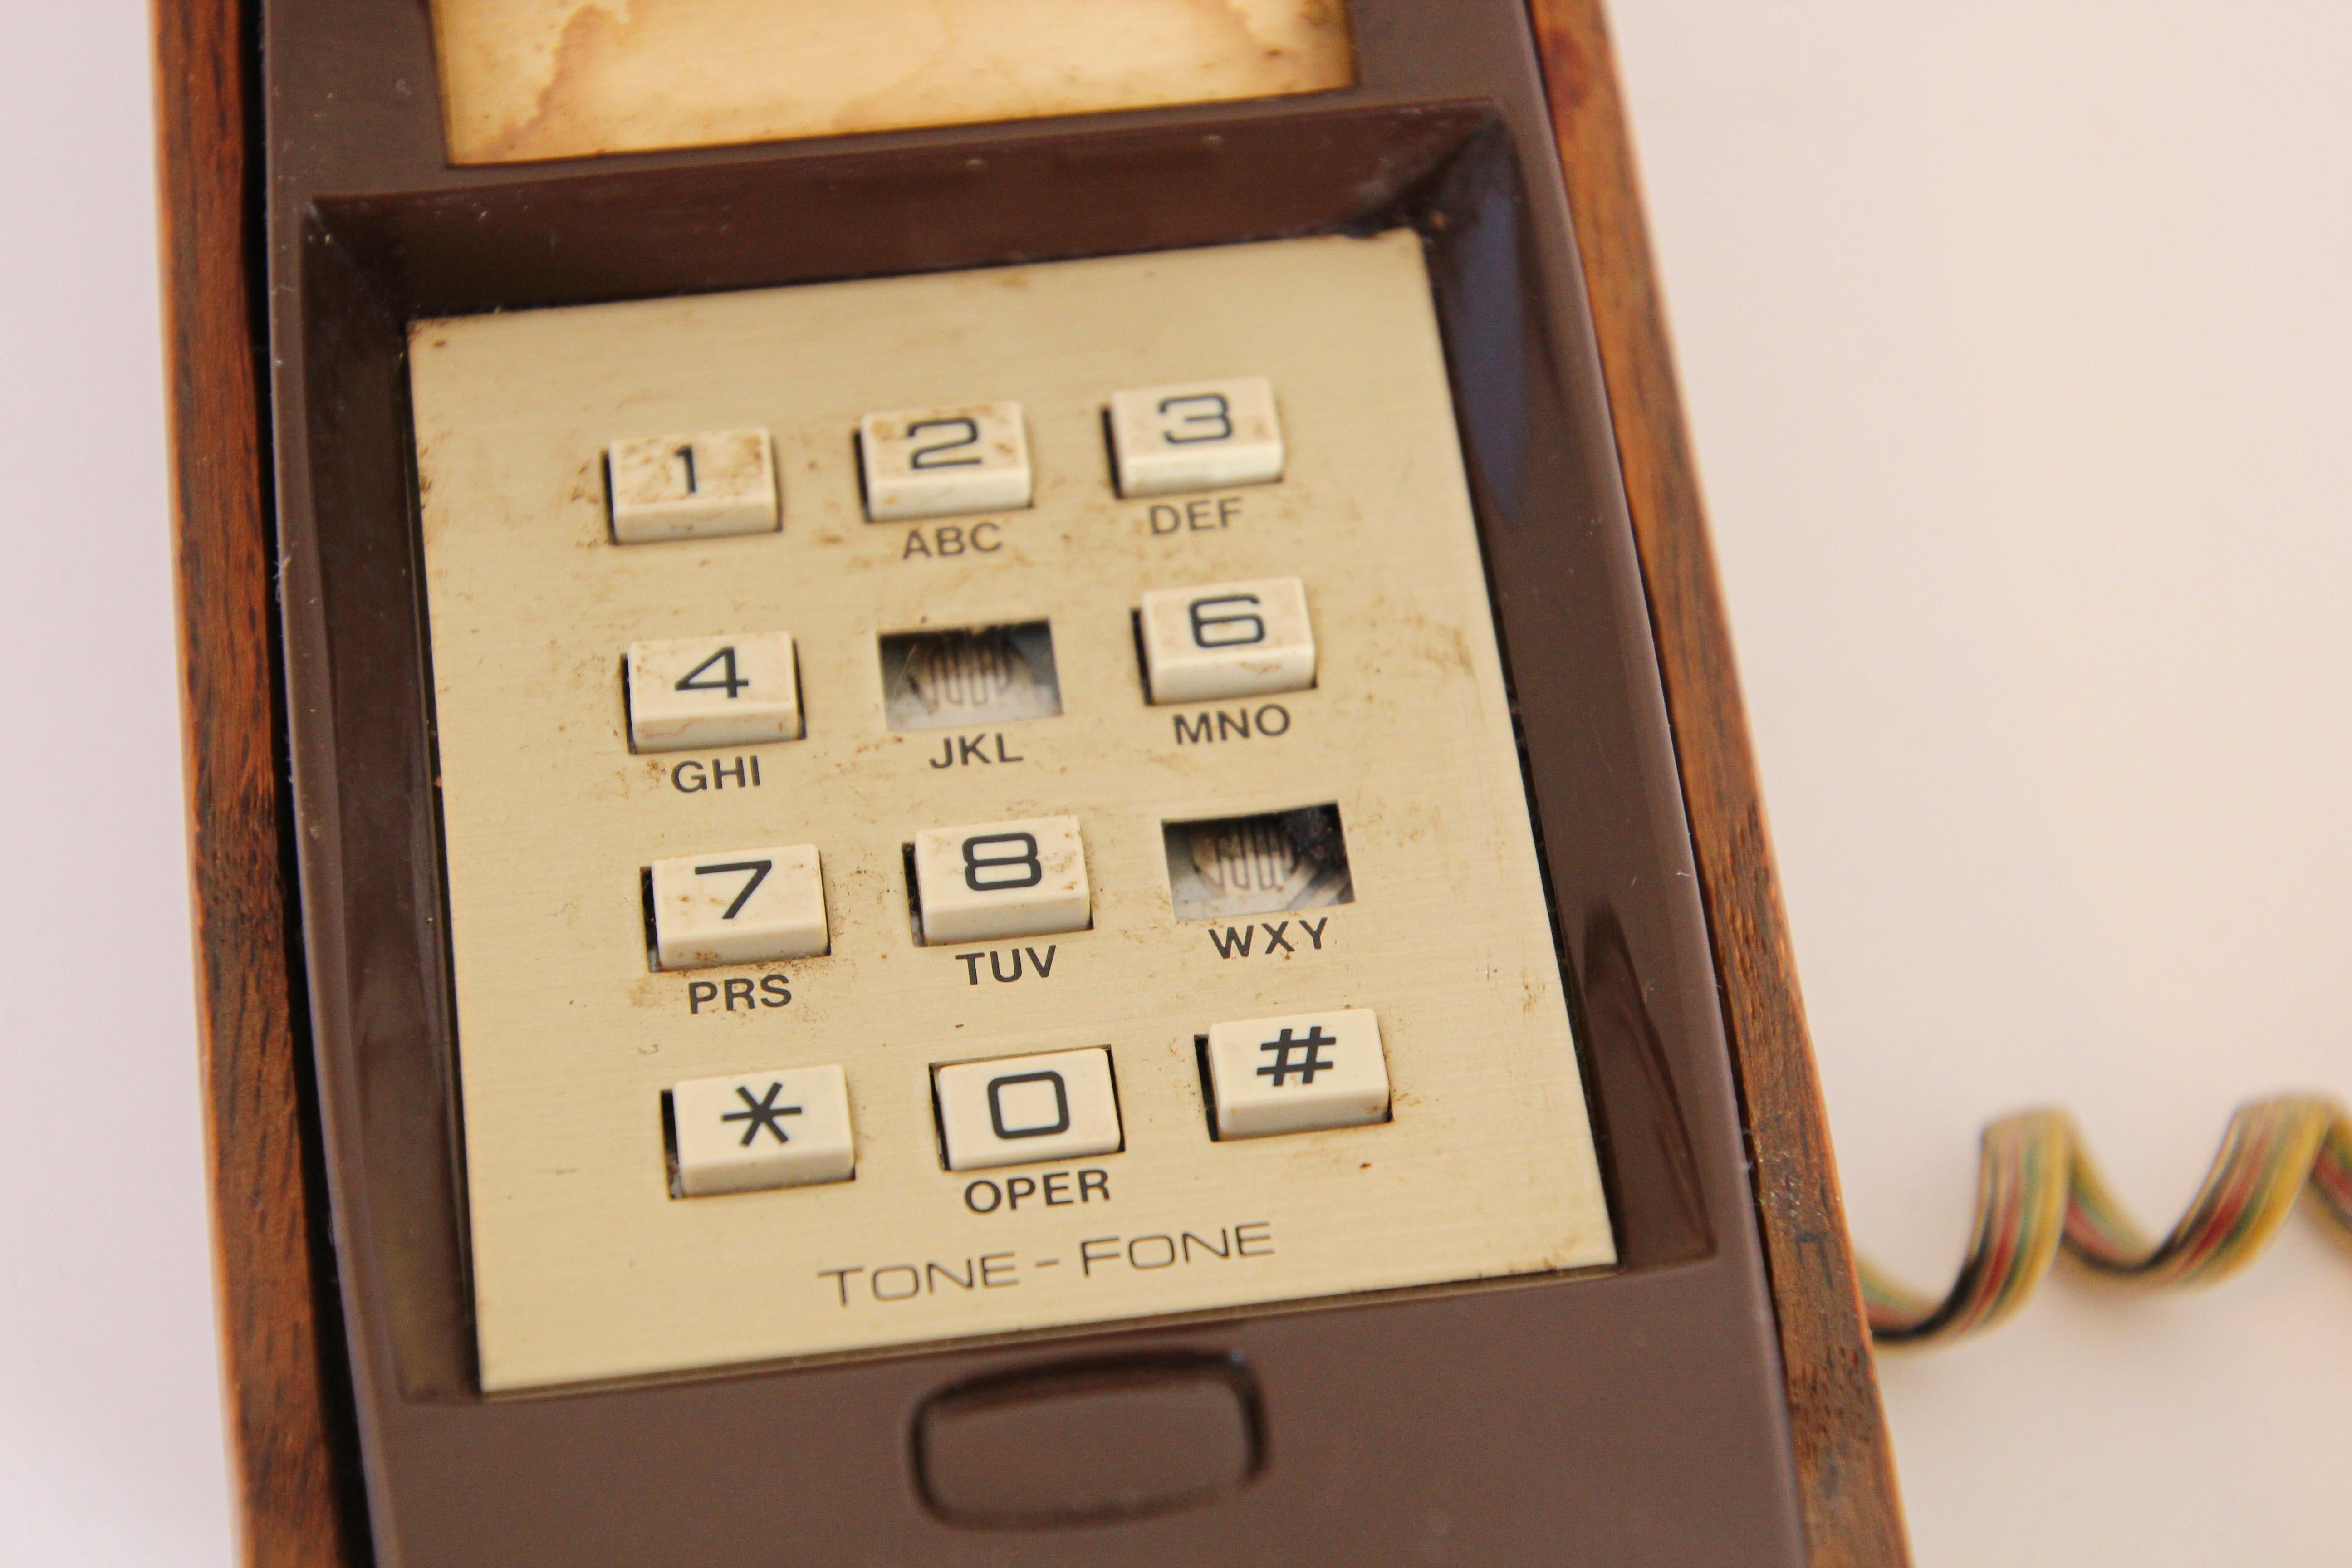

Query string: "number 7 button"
[[649, 845, 829, 969]]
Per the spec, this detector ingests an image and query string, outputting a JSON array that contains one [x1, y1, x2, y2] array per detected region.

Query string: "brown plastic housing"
[[201, 0, 1867, 1562]]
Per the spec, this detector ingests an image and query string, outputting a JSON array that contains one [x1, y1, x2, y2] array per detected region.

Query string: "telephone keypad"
[[411, 232, 1612, 1391]]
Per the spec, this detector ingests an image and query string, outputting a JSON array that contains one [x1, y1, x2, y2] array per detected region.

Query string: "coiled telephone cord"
[[1859, 1094, 2352, 1346]]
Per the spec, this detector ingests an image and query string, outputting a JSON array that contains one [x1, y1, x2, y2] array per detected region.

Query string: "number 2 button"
[[859, 402, 1032, 521], [911, 816, 1090, 946], [649, 846, 829, 969], [627, 632, 803, 752], [1107, 377, 1284, 498]]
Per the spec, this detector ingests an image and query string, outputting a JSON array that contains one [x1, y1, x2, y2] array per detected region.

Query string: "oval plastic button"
[[916, 1357, 1259, 1526]]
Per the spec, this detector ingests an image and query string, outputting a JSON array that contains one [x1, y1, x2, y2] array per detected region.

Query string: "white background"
[[0, 2, 2343, 1563]]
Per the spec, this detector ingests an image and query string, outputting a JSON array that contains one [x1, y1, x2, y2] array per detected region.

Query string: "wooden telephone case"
[[157, 0, 1909, 1563]]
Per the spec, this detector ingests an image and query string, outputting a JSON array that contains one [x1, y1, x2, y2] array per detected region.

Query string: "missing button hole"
[[879, 622, 1060, 732], [1163, 804, 1352, 922]]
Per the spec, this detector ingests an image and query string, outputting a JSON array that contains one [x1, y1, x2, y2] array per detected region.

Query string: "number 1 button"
[[911, 815, 1090, 946], [1107, 377, 1283, 498], [627, 632, 802, 751], [1137, 576, 1315, 704], [859, 402, 1031, 521], [649, 845, 828, 969], [607, 428, 778, 543]]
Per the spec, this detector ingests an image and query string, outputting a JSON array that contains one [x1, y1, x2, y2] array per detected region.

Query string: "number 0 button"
[[649, 845, 829, 969], [1137, 576, 1315, 704], [911, 815, 1090, 946], [859, 402, 1032, 521], [1107, 377, 1283, 498], [627, 631, 802, 751], [934, 1048, 1122, 1171]]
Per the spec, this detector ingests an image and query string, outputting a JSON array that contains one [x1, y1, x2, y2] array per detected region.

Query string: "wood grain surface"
[[430, 0, 1355, 164], [1523, 2, 1913, 1563], [153, 0, 353, 1563]]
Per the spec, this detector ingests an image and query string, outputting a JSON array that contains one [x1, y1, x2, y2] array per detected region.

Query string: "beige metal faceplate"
[[408, 231, 1615, 1392]]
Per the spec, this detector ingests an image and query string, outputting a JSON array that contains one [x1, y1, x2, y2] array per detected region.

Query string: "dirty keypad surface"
[[409, 231, 1614, 1391]]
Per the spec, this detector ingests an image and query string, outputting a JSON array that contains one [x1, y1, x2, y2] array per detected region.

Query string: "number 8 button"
[[911, 815, 1091, 945]]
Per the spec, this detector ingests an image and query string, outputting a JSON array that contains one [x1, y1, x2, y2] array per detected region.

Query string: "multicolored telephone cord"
[[1859, 1094, 2352, 1346]]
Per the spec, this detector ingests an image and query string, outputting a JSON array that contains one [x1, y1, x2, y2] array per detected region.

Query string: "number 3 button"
[[627, 631, 803, 752], [911, 815, 1091, 946], [1137, 576, 1315, 704], [649, 845, 829, 969], [1107, 376, 1284, 498]]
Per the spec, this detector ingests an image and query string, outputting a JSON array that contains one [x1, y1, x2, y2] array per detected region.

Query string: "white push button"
[[1107, 376, 1283, 498], [606, 428, 778, 543], [934, 1048, 1122, 1171], [1203, 1008, 1389, 1140], [649, 845, 828, 969], [912, 815, 1090, 946], [627, 631, 802, 751], [859, 402, 1032, 521], [670, 1065, 854, 1196], [1137, 576, 1315, 704]]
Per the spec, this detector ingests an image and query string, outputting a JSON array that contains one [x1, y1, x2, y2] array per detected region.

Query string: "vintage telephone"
[[157, 2, 1912, 1563]]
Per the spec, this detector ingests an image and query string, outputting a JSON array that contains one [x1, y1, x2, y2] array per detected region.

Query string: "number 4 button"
[[649, 845, 829, 969], [627, 631, 803, 752], [911, 815, 1091, 946], [1137, 577, 1316, 704]]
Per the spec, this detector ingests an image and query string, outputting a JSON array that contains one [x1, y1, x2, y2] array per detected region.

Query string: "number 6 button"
[[859, 402, 1032, 521], [1107, 377, 1284, 497], [627, 631, 802, 751], [911, 815, 1090, 945], [649, 845, 829, 969], [1137, 577, 1315, 704]]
